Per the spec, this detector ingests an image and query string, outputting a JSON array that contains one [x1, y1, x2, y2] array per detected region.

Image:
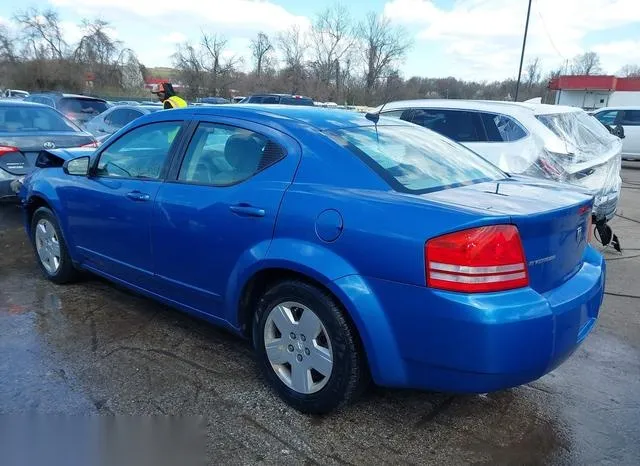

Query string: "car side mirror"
[[63, 156, 90, 176]]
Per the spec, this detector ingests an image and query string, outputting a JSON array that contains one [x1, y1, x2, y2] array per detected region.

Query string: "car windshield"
[[332, 124, 505, 193], [58, 98, 108, 116], [0, 106, 80, 132], [536, 111, 617, 157]]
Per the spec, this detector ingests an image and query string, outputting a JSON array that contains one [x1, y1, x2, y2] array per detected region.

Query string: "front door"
[[619, 109, 640, 158], [62, 120, 185, 287], [150, 119, 300, 320]]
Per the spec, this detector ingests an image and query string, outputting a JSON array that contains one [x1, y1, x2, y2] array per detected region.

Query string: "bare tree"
[[525, 57, 542, 87], [358, 12, 411, 98], [14, 8, 67, 60], [618, 64, 640, 77], [250, 32, 274, 78], [173, 32, 240, 98], [202, 33, 241, 95], [571, 52, 602, 75], [309, 4, 355, 98], [277, 25, 308, 93], [0, 25, 17, 63]]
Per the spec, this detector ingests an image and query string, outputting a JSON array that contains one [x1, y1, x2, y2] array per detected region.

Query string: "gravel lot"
[[1, 164, 639, 465]]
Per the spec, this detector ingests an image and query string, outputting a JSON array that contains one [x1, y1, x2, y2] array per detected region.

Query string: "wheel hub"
[[263, 301, 334, 394]]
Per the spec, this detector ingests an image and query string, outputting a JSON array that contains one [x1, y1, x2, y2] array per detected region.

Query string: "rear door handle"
[[125, 191, 150, 202], [229, 204, 265, 217]]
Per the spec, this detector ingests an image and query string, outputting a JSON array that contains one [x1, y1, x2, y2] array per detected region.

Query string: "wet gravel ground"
[[1, 164, 640, 465]]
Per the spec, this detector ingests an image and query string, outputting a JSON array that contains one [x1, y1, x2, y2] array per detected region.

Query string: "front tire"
[[30, 207, 78, 284], [253, 280, 368, 414]]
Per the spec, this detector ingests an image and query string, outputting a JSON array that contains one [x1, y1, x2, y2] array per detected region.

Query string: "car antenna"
[[365, 100, 389, 142]]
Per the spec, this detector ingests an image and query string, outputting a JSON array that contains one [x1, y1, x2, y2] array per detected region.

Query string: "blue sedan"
[[18, 105, 605, 414]]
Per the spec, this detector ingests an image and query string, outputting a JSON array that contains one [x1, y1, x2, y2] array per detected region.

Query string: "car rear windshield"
[[58, 98, 108, 116], [0, 106, 80, 132], [280, 96, 314, 106], [536, 111, 616, 157], [332, 125, 505, 193]]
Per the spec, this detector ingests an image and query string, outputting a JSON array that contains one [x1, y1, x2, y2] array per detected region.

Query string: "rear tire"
[[253, 280, 368, 414], [30, 207, 78, 284]]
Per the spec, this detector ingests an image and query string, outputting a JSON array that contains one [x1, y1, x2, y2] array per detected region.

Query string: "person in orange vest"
[[150, 82, 187, 109]]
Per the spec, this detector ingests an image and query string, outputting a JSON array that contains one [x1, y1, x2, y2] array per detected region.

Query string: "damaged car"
[[376, 100, 623, 248]]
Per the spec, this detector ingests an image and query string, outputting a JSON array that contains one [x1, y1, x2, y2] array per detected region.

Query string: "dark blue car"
[[18, 105, 605, 413]]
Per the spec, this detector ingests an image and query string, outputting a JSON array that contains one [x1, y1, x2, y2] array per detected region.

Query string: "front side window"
[[178, 122, 285, 186], [332, 125, 505, 193], [96, 121, 182, 179], [411, 109, 484, 142], [595, 110, 618, 125]]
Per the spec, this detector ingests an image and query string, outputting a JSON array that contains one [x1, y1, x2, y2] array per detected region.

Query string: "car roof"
[[108, 105, 158, 111], [594, 106, 640, 111], [376, 99, 582, 117], [168, 104, 406, 131], [0, 100, 50, 108], [28, 92, 107, 101]]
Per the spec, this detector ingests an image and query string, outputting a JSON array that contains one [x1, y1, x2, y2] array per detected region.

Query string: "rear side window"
[[620, 110, 640, 126], [58, 98, 108, 117], [332, 125, 505, 193], [261, 96, 279, 104], [411, 109, 483, 142], [480, 113, 527, 142], [178, 122, 285, 186], [0, 106, 79, 132]]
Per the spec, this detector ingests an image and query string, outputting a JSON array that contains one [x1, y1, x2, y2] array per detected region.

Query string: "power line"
[[535, 0, 567, 62]]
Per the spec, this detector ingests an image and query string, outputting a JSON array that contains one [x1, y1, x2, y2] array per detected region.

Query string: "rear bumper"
[[334, 245, 605, 393]]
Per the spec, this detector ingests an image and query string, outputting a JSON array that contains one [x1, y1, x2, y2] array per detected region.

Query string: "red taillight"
[[426, 225, 529, 293], [0, 145, 20, 157], [80, 140, 98, 148]]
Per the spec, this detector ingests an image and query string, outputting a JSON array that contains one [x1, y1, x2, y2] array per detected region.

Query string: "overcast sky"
[[1, 0, 639, 81]]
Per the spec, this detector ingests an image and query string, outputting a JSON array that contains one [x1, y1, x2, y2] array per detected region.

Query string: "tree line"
[[1, 5, 639, 105]]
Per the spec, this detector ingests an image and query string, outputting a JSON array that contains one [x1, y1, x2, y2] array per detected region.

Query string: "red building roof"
[[549, 75, 640, 91]]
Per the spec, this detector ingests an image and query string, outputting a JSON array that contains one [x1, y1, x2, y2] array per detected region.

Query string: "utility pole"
[[514, 0, 533, 101]]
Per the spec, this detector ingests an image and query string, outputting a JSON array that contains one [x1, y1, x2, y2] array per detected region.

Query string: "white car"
[[85, 104, 163, 137], [592, 106, 640, 161], [375, 99, 623, 222]]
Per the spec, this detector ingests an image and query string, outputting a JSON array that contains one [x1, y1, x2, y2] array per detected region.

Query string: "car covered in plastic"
[[376, 100, 622, 224]]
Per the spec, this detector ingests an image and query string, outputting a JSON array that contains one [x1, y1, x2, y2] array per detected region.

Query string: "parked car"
[[19, 106, 604, 414], [85, 105, 163, 137], [375, 100, 622, 223], [232, 96, 245, 103], [592, 106, 640, 160], [240, 94, 314, 106], [2, 89, 30, 100], [24, 93, 109, 128], [0, 101, 96, 200], [197, 97, 230, 105]]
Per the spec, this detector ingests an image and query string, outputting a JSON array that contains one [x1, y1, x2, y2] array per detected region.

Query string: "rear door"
[[618, 110, 640, 158], [150, 118, 301, 319]]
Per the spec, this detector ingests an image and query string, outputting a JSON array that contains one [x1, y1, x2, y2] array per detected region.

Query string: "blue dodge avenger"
[[19, 105, 605, 414]]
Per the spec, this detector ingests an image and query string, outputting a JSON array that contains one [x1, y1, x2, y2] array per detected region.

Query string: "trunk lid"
[[0, 132, 95, 175], [423, 177, 593, 293]]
